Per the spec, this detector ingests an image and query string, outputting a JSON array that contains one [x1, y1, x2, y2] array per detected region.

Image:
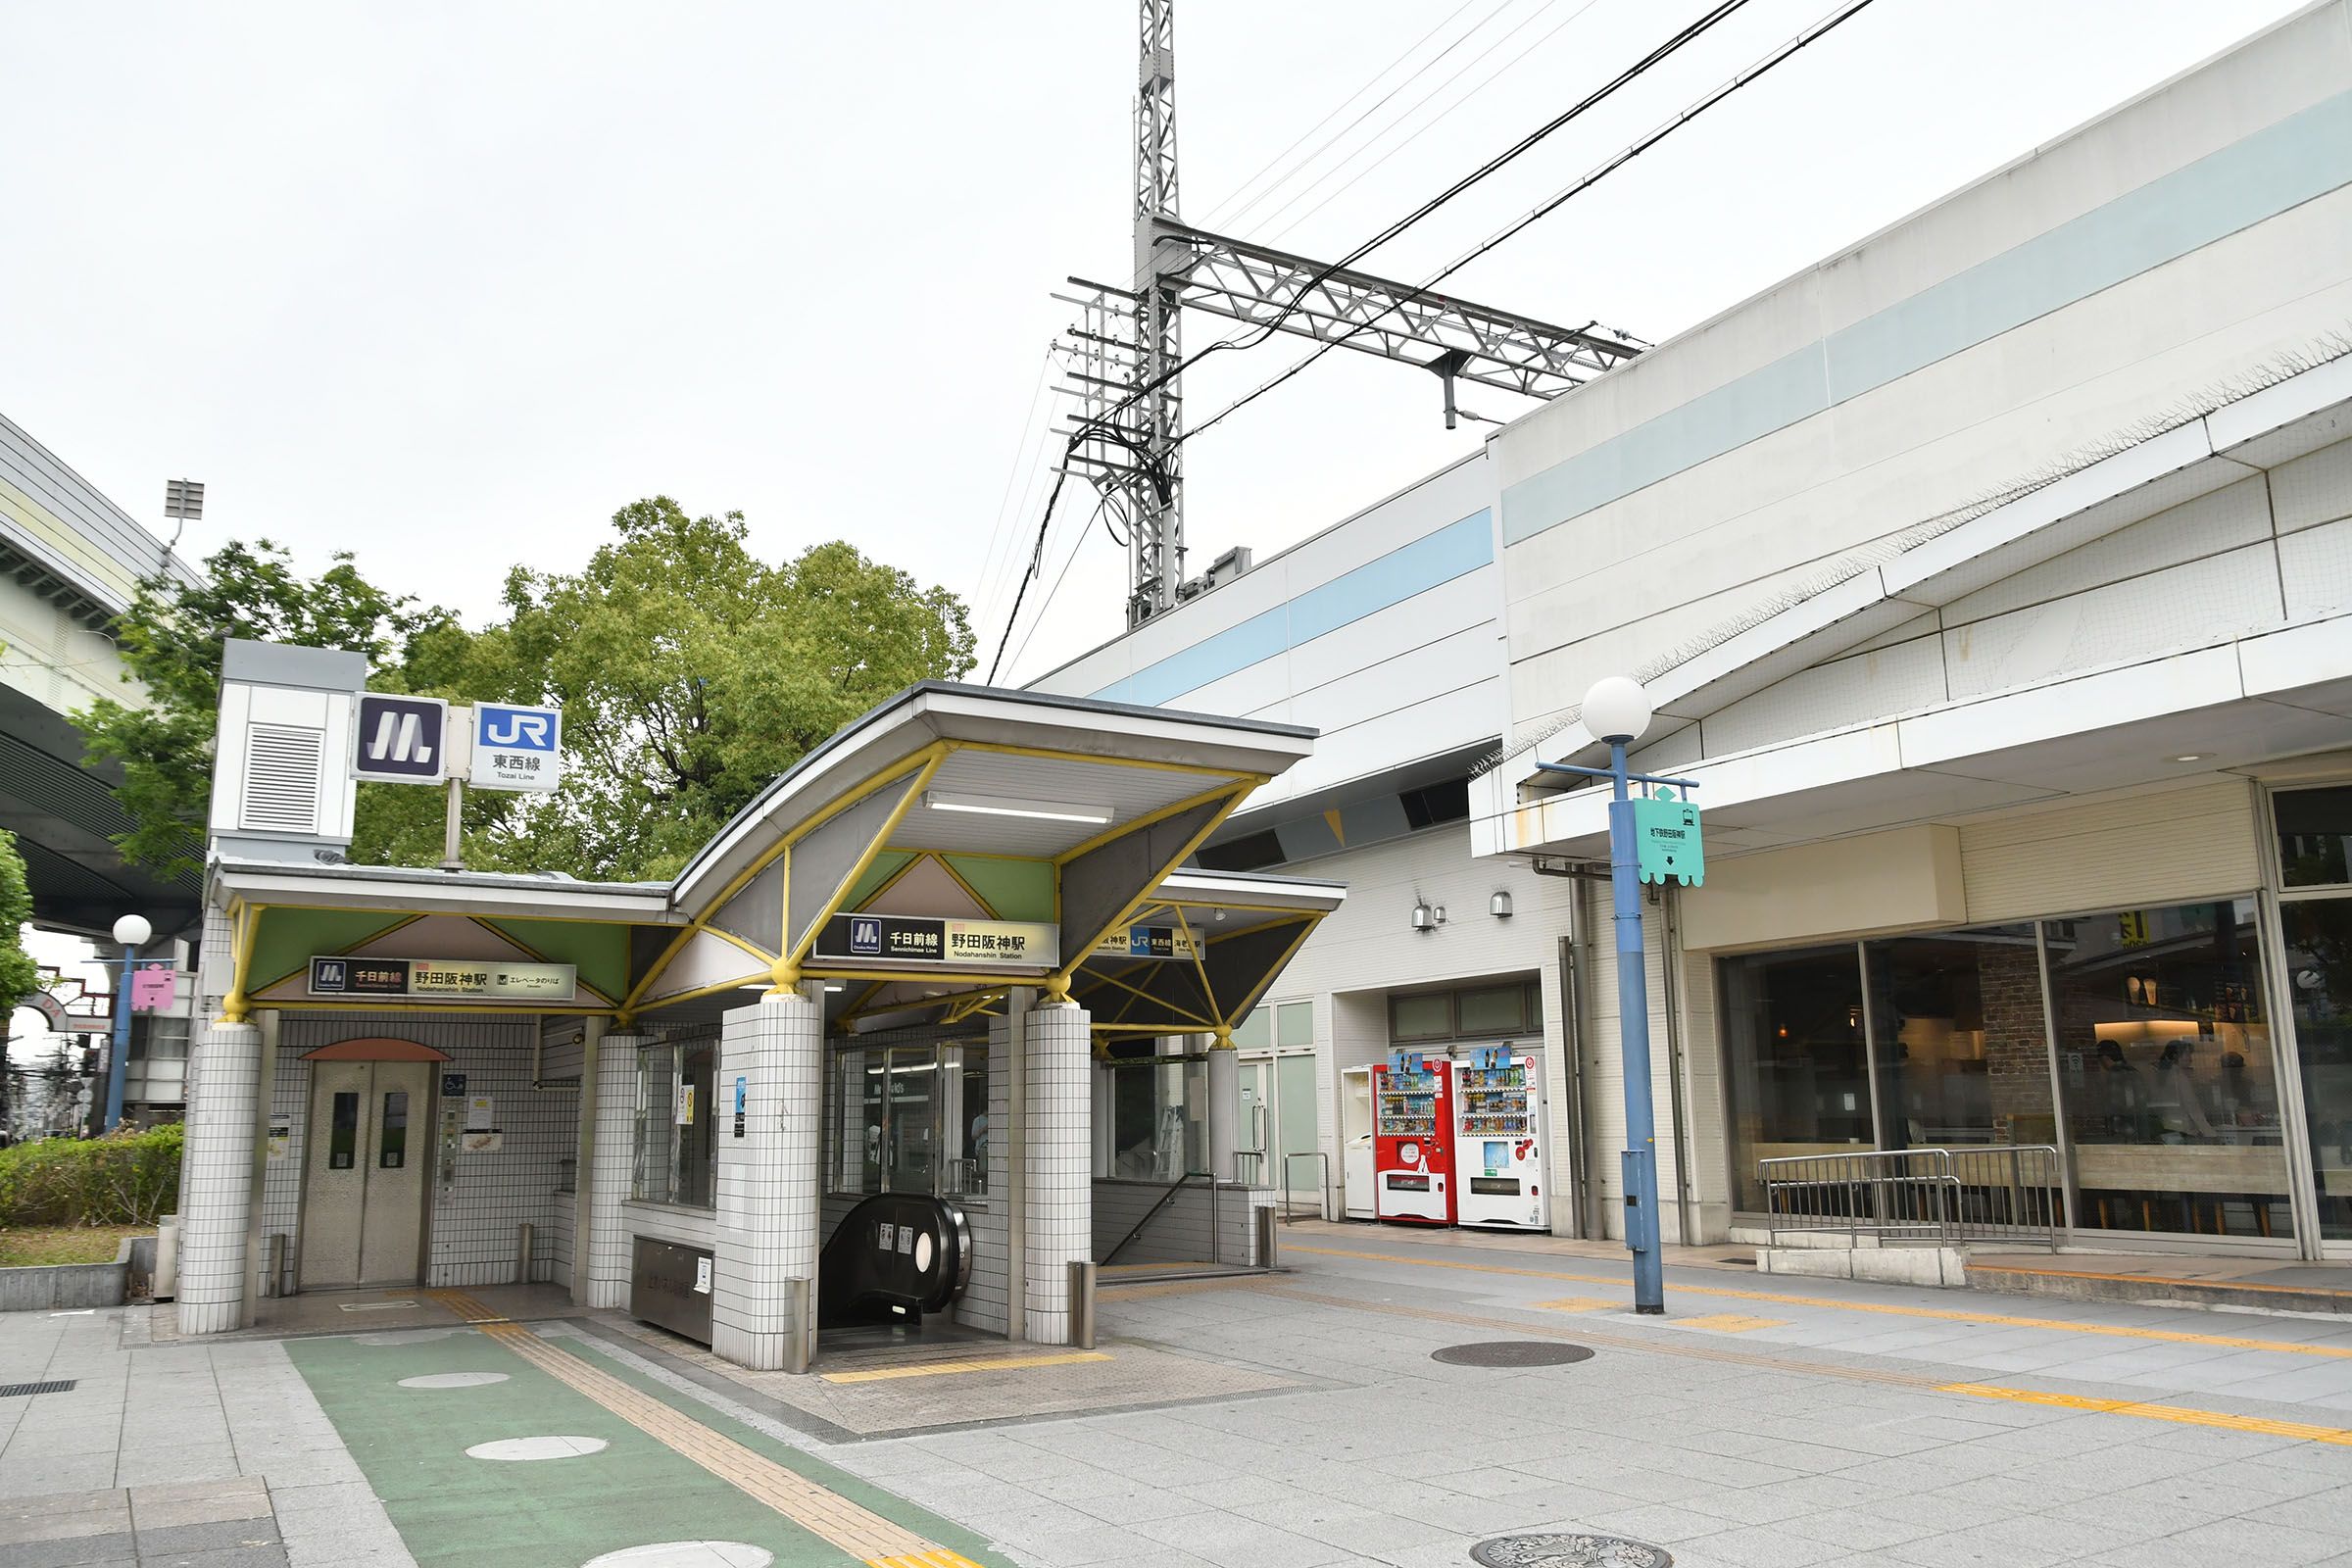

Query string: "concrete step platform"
[[1965, 1253, 2352, 1315]]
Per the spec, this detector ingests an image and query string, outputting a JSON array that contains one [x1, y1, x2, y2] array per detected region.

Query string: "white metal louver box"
[[208, 642, 361, 852]]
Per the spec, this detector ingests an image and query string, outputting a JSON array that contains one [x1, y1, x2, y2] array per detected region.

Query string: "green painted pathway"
[[286, 1328, 1010, 1568]]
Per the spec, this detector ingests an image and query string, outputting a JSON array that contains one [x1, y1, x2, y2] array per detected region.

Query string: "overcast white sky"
[[0, 0, 2309, 695]]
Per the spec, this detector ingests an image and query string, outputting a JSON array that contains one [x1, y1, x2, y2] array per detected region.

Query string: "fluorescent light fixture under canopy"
[[923, 790, 1112, 825]]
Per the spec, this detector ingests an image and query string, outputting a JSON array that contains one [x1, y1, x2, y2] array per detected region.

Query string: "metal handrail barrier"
[[1280, 1151, 1330, 1222], [1102, 1170, 1213, 1267], [1759, 1146, 2060, 1250]]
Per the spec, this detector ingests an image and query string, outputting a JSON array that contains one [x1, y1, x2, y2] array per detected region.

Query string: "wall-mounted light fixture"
[[1490, 891, 1513, 919]]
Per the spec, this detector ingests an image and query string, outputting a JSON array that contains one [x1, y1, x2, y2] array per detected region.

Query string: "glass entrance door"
[[1237, 1059, 1271, 1186], [2278, 899, 2352, 1244]]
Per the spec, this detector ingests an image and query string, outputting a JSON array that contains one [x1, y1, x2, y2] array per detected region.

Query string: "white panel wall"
[[1958, 779, 2264, 923], [1494, 2, 2352, 741], [1260, 822, 1585, 1231], [1028, 455, 1505, 814], [1033, 454, 1491, 705]]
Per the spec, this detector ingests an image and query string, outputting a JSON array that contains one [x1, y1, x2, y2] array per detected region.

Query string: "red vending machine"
[[1372, 1056, 1454, 1224]]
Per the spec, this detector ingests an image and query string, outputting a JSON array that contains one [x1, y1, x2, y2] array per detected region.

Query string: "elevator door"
[[300, 1060, 429, 1289]]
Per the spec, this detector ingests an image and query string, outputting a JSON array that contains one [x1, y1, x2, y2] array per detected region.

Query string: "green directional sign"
[[1634, 793, 1704, 886]]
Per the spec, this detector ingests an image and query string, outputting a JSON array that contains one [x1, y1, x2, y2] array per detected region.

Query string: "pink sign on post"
[[130, 962, 177, 1013]]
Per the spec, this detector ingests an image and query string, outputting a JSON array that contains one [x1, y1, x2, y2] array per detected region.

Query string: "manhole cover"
[[1431, 1341, 1593, 1367], [1471, 1534, 1672, 1567]]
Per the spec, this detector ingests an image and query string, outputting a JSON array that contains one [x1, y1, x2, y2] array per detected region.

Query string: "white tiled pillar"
[[711, 993, 821, 1371], [582, 1031, 645, 1309], [1022, 999, 1091, 1346], [176, 1017, 262, 1336]]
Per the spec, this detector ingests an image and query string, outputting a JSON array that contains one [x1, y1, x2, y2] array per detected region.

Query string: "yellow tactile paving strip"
[[1674, 1313, 1787, 1333], [1254, 1276, 2352, 1446], [424, 1291, 984, 1568], [1940, 1383, 2352, 1445], [819, 1351, 1111, 1385], [1286, 1243, 2352, 1359]]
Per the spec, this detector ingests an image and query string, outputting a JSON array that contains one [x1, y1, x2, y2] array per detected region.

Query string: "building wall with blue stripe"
[[1026, 453, 1504, 811], [1491, 1, 2352, 743]]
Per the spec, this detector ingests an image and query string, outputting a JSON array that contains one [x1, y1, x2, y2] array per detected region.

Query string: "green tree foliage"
[[0, 829, 37, 1024], [494, 499, 974, 879], [74, 540, 467, 879], [74, 505, 973, 886], [1, 828, 41, 1144]]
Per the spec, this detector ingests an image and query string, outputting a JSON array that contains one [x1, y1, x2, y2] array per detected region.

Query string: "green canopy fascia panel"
[[939, 855, 1054, 922], [248, 907, 417, 995], [481, 917, 635, 1002]]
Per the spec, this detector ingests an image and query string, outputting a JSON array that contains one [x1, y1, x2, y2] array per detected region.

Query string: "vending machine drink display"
[[1372, 1058, 1454, 1224], [1453, 1051, 1546, 1230]]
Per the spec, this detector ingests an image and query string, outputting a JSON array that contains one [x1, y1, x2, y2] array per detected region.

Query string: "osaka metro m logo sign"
[[353, 695, 447, 782]]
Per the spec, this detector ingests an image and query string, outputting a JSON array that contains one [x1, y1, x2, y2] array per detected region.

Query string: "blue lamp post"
[[1536, 675, 1690, 1315], [103, 913, 151, 1133]]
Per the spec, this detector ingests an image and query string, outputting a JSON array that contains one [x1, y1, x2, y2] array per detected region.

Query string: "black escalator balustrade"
[[818, 1192, 973, 1328]]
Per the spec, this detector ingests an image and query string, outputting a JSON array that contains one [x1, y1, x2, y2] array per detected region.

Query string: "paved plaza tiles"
[[2, 1234, 2350, 1568]]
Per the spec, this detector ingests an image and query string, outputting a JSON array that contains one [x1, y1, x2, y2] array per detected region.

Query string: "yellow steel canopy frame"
[[619, 739, 1268, 1022]]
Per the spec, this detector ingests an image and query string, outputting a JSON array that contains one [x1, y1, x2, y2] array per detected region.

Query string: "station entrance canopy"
[[206, 682, 1344, 1036]]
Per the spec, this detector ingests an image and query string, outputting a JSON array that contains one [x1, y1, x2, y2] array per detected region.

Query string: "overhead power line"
[[1200, 0, 1494, 230], [1183, 0, 1886, 445], [992, 0, 1764, 683], [1262, 0, 1610, 247], [1071, 0, 1754, 455], [1209, 0, 1523, 235]]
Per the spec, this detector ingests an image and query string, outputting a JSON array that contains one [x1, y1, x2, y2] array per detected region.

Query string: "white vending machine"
[[1341, 1066, 1376, 1220], [1452, 1050, 1547, 1231]]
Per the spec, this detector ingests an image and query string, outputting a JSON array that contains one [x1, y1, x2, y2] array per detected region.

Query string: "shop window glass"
[[1862, 926, 2041, 1151], [2277, 787, 2352, 888], [2276, 899, 2352, 1240], [1720, 945, 1869, 1210], [632, 1038, 716, 1207], [1457, 985, 1527, 1038], [2045, 900, 2291, 1239], [1390, 992, 1452, 1042]]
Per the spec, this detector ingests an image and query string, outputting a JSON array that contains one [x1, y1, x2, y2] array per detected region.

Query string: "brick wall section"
[[1981, 942, 2055, 1143]]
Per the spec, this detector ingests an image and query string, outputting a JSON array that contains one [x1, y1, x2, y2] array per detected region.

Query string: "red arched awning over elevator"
[[298, 1038, 453, 1063]]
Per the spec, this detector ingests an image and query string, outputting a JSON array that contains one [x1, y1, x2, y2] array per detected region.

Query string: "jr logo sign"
[[352, 695, 448, 782], [470, 702, 564, 793]]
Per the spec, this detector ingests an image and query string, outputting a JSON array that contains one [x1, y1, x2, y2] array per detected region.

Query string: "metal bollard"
[[1255, 1204, 1278, 1269], [154, 1215, 178, 1301], [1068, 1259, 1097, 1349], [784, 1277, 814, 1375], [516, 1221, 535, 1286]]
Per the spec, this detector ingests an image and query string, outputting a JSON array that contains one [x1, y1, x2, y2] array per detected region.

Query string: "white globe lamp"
[[112, 913, 152, 950], [1581, 675, 1653, 746]]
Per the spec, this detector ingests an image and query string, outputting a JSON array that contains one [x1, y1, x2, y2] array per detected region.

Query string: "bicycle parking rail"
[[1759, 1146, 2061, 1250]]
